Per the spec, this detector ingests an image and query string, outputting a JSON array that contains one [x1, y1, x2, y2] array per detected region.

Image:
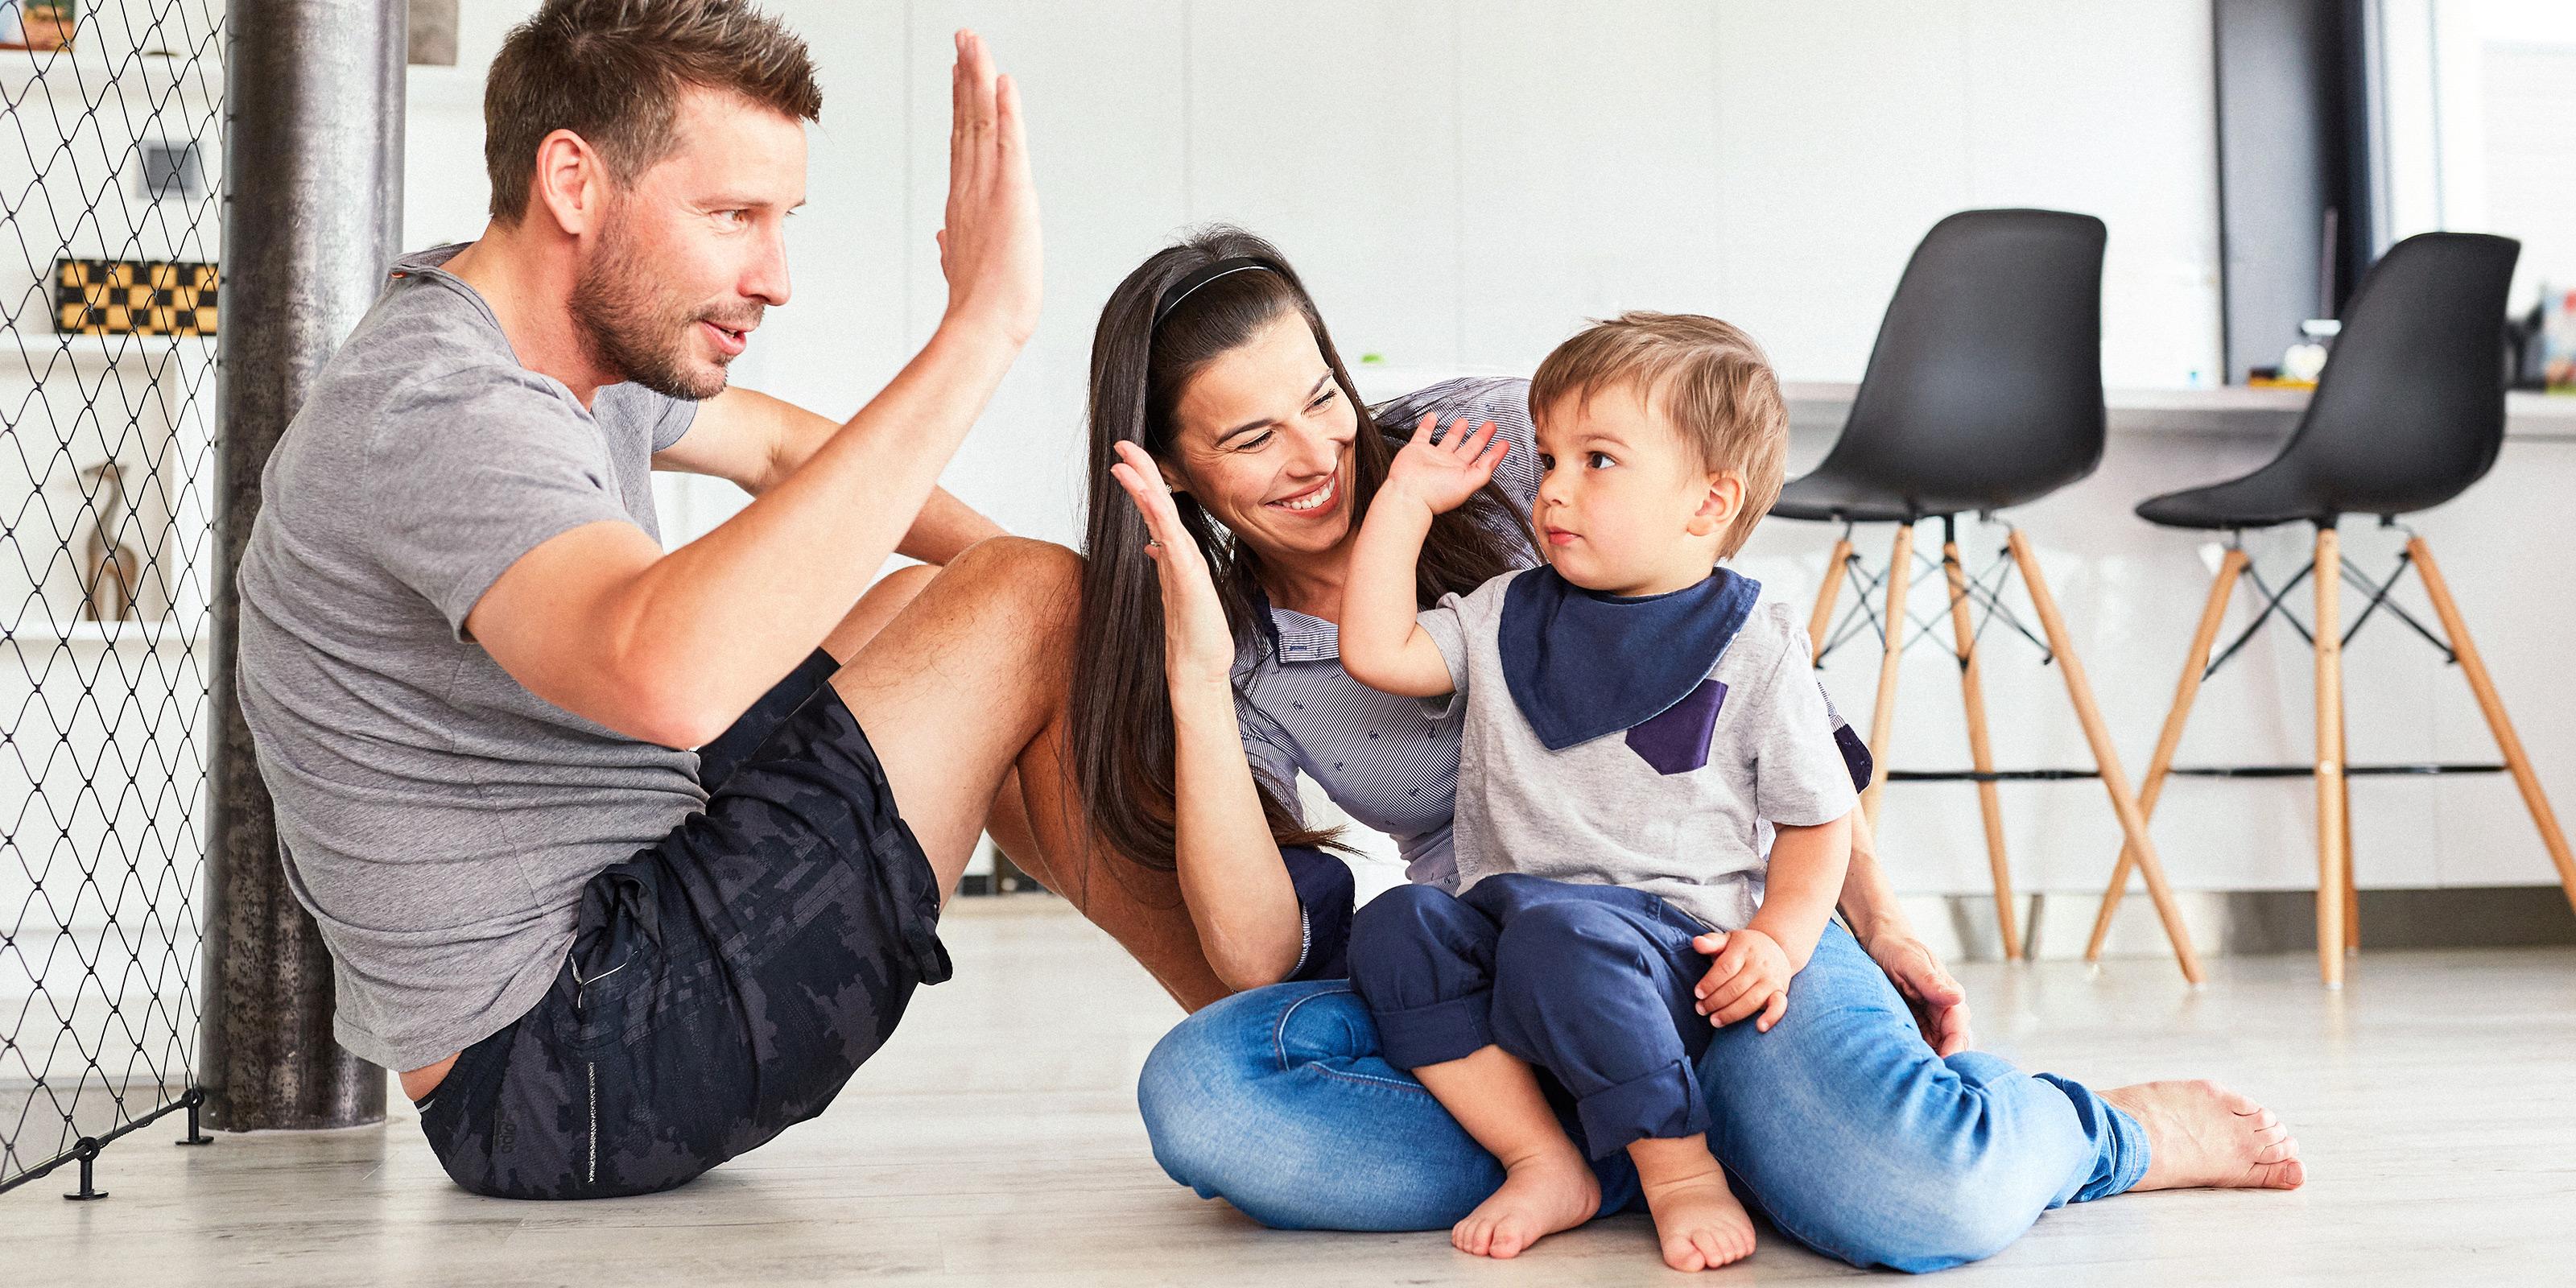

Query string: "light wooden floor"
[[19, 897, 2576, 1285]]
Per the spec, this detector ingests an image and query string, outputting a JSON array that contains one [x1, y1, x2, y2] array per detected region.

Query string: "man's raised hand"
[[936, 30, 1042, 346]]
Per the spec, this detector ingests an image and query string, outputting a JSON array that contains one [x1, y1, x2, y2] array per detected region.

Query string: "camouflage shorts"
[[415, 648, 954, 1199]]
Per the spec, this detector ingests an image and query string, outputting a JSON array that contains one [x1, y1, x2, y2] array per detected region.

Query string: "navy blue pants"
[[1347, 873, 1720, 1159], [414, 647, 953, 1199]]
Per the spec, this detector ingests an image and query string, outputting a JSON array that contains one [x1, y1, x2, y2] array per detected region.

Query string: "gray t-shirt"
[[235, 244, 701, 1071], [1418, 572, 1859, 934]]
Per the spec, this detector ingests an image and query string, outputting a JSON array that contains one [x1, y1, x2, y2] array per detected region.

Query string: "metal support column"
[[200, 0, 408, 1131]]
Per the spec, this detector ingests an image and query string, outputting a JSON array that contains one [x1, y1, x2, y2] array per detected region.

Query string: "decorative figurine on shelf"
[[79, 460, 139, 623], [1, 0, 76, 52]]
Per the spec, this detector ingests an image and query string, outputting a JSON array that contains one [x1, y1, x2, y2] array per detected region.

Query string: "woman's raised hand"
[[1108, 441, 1241, 691], [1383, 413, 1509, 516], [935, 30, 1042, 347]]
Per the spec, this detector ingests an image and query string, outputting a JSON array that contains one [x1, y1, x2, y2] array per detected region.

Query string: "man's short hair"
[[484, 0, 823, 225], [1530, 312, 1790, 559]]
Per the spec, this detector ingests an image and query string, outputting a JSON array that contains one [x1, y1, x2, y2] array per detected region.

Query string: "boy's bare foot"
[[1453, 1141, 1600, 1259], [2100, 1080, 2305, 1191], [1629, 1136, 1757, 1272]]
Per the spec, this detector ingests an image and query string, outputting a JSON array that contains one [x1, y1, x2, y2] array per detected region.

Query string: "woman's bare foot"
[[1629, 1136, 1757, 1272], [1453, 1141, 1601, 1259], [2100, 1080, 2306, 1191]]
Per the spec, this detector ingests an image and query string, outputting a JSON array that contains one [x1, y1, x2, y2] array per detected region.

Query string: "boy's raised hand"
[[1382, 413, 1509, 515]]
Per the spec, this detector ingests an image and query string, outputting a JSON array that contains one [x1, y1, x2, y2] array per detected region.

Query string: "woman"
[[1071, 226, 2303, 1273]]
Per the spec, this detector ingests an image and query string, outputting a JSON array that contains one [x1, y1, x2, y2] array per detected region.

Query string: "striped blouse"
[[1233, 378, 1540, 978]]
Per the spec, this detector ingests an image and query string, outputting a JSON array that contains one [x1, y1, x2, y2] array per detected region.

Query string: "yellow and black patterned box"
[[53, 258, 219, 336]]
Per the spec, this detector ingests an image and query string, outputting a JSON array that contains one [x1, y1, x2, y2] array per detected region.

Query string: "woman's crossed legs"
[[1139, 918, 2300, 1274]]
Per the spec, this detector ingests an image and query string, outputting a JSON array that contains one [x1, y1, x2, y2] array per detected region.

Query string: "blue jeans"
[[1137, 919, 2147, 1274]]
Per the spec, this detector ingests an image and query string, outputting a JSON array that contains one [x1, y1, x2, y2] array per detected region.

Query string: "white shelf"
[[5, 331, 213, 360], [0, 47, 217, 97], [3, 617, 200, 646]]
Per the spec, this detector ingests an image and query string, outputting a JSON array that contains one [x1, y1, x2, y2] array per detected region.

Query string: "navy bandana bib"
[[1496, 565, 1761, 759]]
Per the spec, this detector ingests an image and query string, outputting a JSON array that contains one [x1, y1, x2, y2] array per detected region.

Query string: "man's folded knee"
[[949, 535, 1082, 587]]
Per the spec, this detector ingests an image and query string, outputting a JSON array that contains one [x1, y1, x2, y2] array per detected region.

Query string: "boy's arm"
[[1748, 811, 1852, 971], [1339, 491, 1457, 698], [1339, 414, 1511, 699], [1694, 813, 1850, 1034]]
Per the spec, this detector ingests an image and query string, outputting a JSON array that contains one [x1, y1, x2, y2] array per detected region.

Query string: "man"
[[236, 0, 1212, 1199]]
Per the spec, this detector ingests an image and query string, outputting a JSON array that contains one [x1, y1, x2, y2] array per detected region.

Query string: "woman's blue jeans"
[[1136, 920, 2147, 1274]]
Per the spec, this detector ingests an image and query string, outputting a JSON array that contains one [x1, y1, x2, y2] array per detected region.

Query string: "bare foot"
[[2100, 1080, 2305, 1191], [1453, 1142, 1600, 1260], [1630, 1136, 1757, 1272]]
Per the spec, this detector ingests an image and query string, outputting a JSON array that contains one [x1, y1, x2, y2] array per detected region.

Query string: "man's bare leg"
[[824, 563, 943, 663], [2101, 1080, 2305, 1191], [828, 538, 1228, 1010]]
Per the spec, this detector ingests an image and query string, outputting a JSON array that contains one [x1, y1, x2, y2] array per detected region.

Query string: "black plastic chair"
[[1779, 209, 2202, 981], [2091, 232, 2575, 987]]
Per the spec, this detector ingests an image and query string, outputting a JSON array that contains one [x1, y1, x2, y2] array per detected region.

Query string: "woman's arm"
[[1836, 809, 1977, 1056], [1108, 443, 1305, 990]]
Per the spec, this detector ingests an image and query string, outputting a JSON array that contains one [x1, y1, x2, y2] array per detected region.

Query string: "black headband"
[[1152, 257, 1274, 330]]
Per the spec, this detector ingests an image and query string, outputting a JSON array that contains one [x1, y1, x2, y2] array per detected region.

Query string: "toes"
[[1488, 1226, 1529, 1260], [1452, 1217, 1488, 1257], [2258, 1157, 2306, 1190], [1692, 1230, 1734, 1268], [1662, 1240, 1707, 1274]]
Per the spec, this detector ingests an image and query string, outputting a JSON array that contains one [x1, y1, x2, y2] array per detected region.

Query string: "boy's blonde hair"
[[1530, 312, 1789, 559]]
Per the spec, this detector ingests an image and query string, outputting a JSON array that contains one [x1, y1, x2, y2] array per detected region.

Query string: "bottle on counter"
[[2546, 288, 2576, 394]]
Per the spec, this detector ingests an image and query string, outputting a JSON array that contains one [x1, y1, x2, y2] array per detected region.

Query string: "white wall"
[[404, 0, 2227, 547], [382, 5, 2576, 919]]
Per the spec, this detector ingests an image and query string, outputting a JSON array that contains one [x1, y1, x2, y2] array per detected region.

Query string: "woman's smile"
[[1266, 466, 1344, 518]]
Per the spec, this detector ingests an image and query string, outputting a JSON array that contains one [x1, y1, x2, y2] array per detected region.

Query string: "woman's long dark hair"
[[1069, 226, 1533, 871]]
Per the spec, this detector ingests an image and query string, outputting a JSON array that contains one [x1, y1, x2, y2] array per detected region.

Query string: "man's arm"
[[656, 386, 1005, 565], [464, 33, 1039, 749]]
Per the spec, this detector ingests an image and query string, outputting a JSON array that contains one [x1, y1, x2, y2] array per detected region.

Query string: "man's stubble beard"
[[568, 204, 751, 402]]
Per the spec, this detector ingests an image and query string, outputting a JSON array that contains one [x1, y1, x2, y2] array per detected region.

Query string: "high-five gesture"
[[1382, 414, 1511, 516], [937, 30, 1041, 345]]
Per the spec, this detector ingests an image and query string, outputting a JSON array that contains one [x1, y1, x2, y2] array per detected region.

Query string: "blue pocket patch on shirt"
[[1625, 679, 1727, 774]]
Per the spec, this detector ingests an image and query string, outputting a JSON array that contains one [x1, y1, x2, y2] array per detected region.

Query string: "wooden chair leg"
[[2407, 536, 2576, 919], [2314, 524, 2347, 988], [1861, 523, 1915, 828], [1810, 535, 1852, 667], [2086, 547, 2247, 962], [2341, 680, 2359, 953], [2006, 529, 2206, 985], [1942, 537, 2019, 959]]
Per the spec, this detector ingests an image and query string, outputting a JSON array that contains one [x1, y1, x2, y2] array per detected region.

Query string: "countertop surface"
[[1349, 365, 2576, 440]]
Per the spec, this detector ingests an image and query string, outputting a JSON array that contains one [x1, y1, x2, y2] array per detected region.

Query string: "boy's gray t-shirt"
[[1417, 569, 1859, 934], [233, 244, 702, 1071]]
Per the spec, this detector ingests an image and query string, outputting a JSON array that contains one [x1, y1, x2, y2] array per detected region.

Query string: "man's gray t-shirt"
[[235, 244, 702, 1071], [1417, 572, 1859, 934]]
